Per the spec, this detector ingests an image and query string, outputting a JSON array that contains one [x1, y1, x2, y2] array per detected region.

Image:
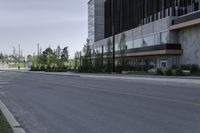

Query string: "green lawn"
[[0, 110, 12, 133]]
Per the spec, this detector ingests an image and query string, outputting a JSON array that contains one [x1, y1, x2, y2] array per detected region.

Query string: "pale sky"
[[0, 0, 88, 58]]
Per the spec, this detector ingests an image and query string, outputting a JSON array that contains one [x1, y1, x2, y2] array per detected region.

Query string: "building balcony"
[[170, 11, 200, 30], [115, 44, 183, 57]]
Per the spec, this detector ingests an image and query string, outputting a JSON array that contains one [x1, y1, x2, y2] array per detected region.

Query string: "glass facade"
[[160, 31, 168, 44], [88, 0, 95, 44], [155, 33, 161, 45], [132, 31, 169, 49], [104, 0, 200, 38], [88, 0, 105, 43], [126, 41, 134, 49], [134, 38, 143, 48], [143, 35, 155, 47]]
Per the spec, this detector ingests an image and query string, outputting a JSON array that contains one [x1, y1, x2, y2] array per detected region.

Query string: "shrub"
[[175, 68, 184, 76], [191, 64, 199, 73], [171, 65, 178, 70], [165, 69, 173, 76], [157, 69, 164, 75], [40, 66, 45, 71], [30, 66, 39, 71], [45, 66, 52, 72], [116, 65, 122, 74], [180, 64, 193, 70], [51, 66, 58, 72], [30, 66, 35, 71]]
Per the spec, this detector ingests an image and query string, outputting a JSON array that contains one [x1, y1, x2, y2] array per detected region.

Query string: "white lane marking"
[[0, 91, 5, 95], [0, 82, 9, 84]]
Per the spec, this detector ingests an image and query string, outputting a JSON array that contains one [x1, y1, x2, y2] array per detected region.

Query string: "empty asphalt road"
[[0, 71, 200, 133]]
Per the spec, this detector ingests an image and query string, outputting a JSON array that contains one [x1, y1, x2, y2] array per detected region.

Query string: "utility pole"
[[37, 43, 40, 56], [18, 44, 21, 62], [111, 0, 115, 72], [80, 51, 82, 68], [13, 47, 16, 57], [89, 48, 92, 71], [21, 49, 23, 58], [10, 46, 16, 57], [102, 45, 104, 67]]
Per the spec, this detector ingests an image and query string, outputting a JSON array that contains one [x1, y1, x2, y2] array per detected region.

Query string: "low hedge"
[[30, 66, 68, 72], [157, 64, 200, 76], [180, 64, 199, 73], [174, 68, 184, 76], [165, 69, 173, 76]]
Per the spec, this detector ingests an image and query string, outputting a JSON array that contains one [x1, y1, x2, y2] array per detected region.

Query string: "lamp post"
[[111, 0, 115, 72]]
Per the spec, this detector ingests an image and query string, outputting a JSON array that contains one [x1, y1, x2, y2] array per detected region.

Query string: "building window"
[[103, 45, 107, 53], [143, 35, 155, 47], [134, 38, 143, 48], [126, 41, 133, 49], [155, 33, 160, 45], [161, 31, 168, 44], [115, 43, 119, 51]]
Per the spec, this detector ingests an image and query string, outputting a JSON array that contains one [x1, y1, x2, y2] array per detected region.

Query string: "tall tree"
[[55, 45, 62, 67], [42, 47, 54, 66], [61, 46, 69, 66], [55, 45, 61, 59], [82, 39, 91, 72], [75, 51, 80, 70]]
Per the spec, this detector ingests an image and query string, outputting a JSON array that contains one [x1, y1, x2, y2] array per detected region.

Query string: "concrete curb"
[[28, 72, 81, 78], [1, 70, 81, 78], [79, 74, 200, 80], [3, 70, 200, 80], [0, 100, 26, 133]]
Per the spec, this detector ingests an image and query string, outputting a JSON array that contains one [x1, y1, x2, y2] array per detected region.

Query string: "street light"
[[9, 45, 16, 57], [111, 0, 115, 72]]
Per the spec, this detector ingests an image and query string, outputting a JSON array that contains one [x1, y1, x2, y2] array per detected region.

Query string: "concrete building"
[[88, 0, 200, 69], [88, 0, 105, 44]]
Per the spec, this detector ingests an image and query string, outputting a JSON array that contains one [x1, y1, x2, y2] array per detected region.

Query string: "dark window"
[[104, 0, 200, 38]]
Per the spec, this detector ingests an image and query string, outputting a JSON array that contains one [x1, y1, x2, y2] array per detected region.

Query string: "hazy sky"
[[0, 0, 88, 58]]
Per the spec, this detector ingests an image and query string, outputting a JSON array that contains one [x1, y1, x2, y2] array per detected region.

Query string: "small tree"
[[105, 38, 113, 72], [55, 45, 62, 67], [82, 39, 91, 72], [27, 55, 33, 62], [0, 52, 4, 60], [61, 46, 69, 67], [39, 47, 54, 67], [118, 33, 127, 72], [55, 45, 61, 59], [94, 50, 102, 72], [74, 51, 80, 71]]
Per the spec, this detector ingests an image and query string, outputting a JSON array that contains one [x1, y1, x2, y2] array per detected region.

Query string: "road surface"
[[0, 71, 200, 133]]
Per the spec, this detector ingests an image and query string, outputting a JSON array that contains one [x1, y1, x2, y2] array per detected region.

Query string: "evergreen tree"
[[105, 38, 113, 72], [82, 39, 91, 72], [61, 46, 69, 66], [0, 52, 4, 60], [118, 33, 127, 72]]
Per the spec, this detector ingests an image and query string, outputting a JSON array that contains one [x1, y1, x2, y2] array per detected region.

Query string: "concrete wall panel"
[[179, 25, 200, 65]]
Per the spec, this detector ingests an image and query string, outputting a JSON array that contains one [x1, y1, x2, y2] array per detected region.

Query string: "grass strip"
[[0, 109, 12, 133]]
